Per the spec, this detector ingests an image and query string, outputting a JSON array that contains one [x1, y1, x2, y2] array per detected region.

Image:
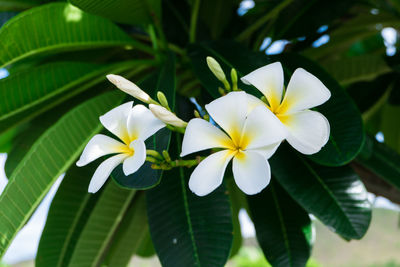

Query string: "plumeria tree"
[[0, 0, 399, 266]]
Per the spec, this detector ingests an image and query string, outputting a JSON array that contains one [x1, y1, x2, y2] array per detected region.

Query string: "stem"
[[189, 0, 201, 43], [236, 0, 293, 41]]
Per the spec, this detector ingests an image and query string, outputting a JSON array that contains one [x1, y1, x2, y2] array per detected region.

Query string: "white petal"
[[233, 151, 271, 195], [149, 104, 187, 128], [188, 150, 234, 196], [249, 142, 281, 160], [76, 134, 127, 167], [88, 154, 127, 193], [107, 74, 151, 103], [205, 91, 247, 142], [246, 93, 267, 114], [181, 118, 233, 157], [241, 62, 284, 111], [279, 68, 331, 114], [283, 110, 330, 155], [100, 102, 133, 144], [122, 139, 146, 175], [241, 106, 288, 150], [127, 104, 165, 141]]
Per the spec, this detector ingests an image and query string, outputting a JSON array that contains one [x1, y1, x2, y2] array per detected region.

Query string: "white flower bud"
[[149, 104, 187, 128], [206, 57, 226, 82], [106, 74, 152, 103]]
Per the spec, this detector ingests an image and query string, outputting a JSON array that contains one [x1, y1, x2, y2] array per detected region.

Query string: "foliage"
[[0, 0, 399, 266]]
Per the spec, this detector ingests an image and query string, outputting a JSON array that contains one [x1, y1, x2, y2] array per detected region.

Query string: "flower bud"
[[206, 57, 226, 82], [157, 91, 169, 108], [149, 104, 187, 128], [231, 68, 238, 91], [107, 74, 152, 103]]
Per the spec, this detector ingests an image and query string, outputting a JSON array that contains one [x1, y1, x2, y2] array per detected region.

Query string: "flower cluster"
[[77, 60, 331, 196]]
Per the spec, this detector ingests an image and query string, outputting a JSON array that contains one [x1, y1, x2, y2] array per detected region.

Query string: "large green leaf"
[[270, 144, 372, 240], [36, 165, 98, 267], [0, 60, 149, 133], [112, 54, 175, 189], [69, 0, 161, 25], [248, 180, 312, 267], [37, 164, 145, 267], [0, 90, 124, 257], [321, 55, 391, 85], [146, 166, 233, 267], [66, 185, 135, 266], [188, 42, 364, 166], [103, 192, 148, 266], [275, 53, 365, 166], [0, 2, 152, 69], [357, 136, 400, 190]]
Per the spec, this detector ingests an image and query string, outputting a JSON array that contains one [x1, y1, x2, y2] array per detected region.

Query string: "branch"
[[351, 162, 400, 205]]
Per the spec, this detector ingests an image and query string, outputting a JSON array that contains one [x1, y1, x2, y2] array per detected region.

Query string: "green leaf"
[[0, 0, 41, 11], [69, 0, 161, 25], [103, 192, 148, 266], [188, 42, 364, 166], [0, 127, 18, 153], [0, 3, 152, 69], [146, 166, 233, 267], [271, 144, 372, 240], [36, 165, 97, 267], [0, 60, 147, 134], [357, 136, 400, 190], [321, 55, 391, 85], [226, 179, 244, 258], [112, 54, 176, 189], [0, 62, 104, 124], [136, 229, 156, 258], [248, 180, 312, 267], [66, 185, 136, 266], [0, 90, 124, 257], [275, 53, 365, 166]]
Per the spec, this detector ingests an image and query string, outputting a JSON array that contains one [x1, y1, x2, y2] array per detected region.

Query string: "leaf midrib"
[[299, 156, 359, 238]]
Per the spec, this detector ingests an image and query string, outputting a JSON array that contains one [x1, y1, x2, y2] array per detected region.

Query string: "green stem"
[[236, 0, 293, 41], [189, 0, 201, 43]]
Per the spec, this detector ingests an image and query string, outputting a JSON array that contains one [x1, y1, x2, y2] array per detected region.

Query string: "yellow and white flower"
[[76, 102, 165, 193], [181, 91, 287, 196], [242, 62, 331, 155]]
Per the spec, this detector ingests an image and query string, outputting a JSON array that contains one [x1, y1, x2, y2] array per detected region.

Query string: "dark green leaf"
[[69, 0, 161, 25], [146, 166, 233, 267], [0, 91, 124, 257], [0, 3, 151, 69], [271, 144, 372, 240], [248, 180, 312, 267], [321, 55, 391, 85]]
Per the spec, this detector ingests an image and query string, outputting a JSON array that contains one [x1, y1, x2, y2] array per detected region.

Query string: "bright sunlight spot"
[[381, 27, 397, 56], [64, 4, 83, 22]]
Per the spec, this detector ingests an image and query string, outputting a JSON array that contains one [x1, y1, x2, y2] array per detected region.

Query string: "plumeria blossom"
[[241, 62, 331, 155], [76, 102, 165, 193], [181, 91, 287, 196]]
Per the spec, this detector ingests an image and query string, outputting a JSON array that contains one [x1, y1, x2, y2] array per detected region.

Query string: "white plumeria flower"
[[181, 91, 288, 196], [241, 62, 331, 155], [76, 102, 165, 193]]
